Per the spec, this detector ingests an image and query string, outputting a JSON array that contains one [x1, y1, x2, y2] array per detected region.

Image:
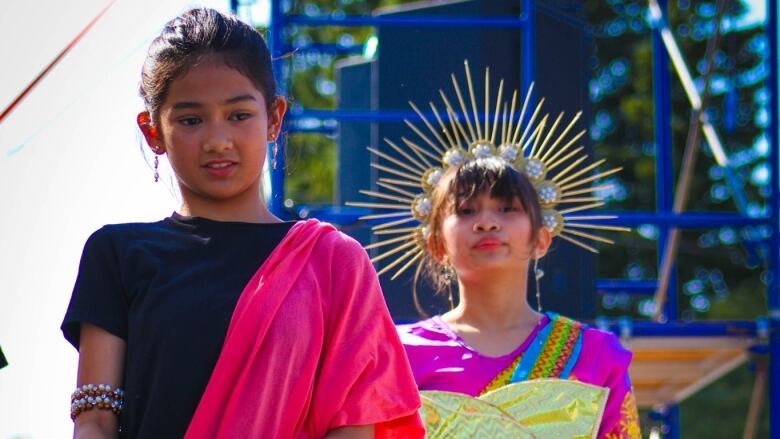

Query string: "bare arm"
[[73, 323, 126, 439], [324, 425, 375, 439]]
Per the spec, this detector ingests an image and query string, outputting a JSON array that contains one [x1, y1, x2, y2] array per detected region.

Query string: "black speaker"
[[336, 0, 595, 321]]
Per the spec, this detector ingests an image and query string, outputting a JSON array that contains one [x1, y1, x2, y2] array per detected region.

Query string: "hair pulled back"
[[140, 7, 276, 119]]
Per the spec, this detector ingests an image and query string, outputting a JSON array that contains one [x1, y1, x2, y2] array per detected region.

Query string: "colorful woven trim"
[[529, 314, 584, 379], [510, 313, 585, 383], [479, 354, 523, 396]]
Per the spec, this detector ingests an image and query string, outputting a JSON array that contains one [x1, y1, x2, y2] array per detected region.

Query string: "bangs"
[[449, 157, 536, 211], [423, 156, 544, 295]]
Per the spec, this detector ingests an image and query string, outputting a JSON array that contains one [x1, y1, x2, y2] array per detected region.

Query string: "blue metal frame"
[[285, 15, 526, 28], [664, 405, 681, 439], [288, 109, 433, 123], [651, 0, 677, 323], [269, 0, 286, 217], [596, 279, 658, 294], [263, 1, 780, 436], [288, 43, 364, 55], [520, 0, 534, 101], [767, 0, 779, 436], [287, 205, 772, 228], [600, 319, 759, 338]]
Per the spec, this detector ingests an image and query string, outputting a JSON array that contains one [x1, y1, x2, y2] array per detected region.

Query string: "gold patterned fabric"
[[421, 379, 609, 438], [420, 391, 536, 438], [604, 391, 641, 439]]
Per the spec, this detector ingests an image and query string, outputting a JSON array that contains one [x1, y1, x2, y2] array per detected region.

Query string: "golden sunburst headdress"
[[347, 60, 630, 280]]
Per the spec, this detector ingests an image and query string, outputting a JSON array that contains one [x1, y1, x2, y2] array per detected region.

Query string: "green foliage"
[[285, 133, 336, 203]]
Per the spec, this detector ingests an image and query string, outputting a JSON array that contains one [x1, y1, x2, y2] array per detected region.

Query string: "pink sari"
[[185, 220, 423, 438]]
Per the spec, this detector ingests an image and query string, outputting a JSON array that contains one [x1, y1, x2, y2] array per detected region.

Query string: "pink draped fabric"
[[398, 316, 639, 438], [185, 219, 423, 438]]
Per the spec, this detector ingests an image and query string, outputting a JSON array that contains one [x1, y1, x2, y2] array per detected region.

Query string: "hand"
[[324, 425, 375, 439]]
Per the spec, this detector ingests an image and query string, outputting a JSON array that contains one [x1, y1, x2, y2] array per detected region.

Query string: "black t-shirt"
[[62, 213, 294, 438]]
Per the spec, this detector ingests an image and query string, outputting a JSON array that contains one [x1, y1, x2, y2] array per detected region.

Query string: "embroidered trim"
[[479, 354, 523, 396], [560, 332, 584, 378], [528, 314, 584, 380], [506, 314, 586, 385]]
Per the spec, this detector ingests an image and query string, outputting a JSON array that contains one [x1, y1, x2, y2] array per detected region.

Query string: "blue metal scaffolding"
[[768, 1, 780, 438], [249, 0, 779, 436]]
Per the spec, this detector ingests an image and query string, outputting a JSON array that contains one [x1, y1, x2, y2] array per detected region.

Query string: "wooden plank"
[[623, 336, 754, 407]]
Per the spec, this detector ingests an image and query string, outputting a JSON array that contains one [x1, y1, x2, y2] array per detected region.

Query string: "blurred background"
[[0, 0, 775, 437]]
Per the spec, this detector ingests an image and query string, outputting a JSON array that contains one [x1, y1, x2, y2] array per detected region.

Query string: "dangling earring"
[[269, 132, 279, 170], [153, 154, 159, 183], [442, 264, 456, 309], [272, 141, 279, 170], [534, 257, 544, 313], [442, 264, 456, 283]]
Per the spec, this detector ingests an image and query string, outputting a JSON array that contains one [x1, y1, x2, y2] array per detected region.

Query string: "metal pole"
[[653, 0, 727, 321], [767, 0, 780, 436], [269, 0, 286, 217], [665, 405, 681, 439], [286, 15, 526, 28], [520, 0, 535, 96], [743, 359, 768, 439], [651, 0, 675, 321]]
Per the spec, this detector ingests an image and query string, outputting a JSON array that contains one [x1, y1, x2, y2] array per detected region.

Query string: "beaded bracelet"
[[70, 384, 125, 421]]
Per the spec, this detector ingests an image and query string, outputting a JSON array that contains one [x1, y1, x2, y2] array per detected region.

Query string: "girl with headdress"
[[61, 8, 423, 438], [351, 62, 641, 438]]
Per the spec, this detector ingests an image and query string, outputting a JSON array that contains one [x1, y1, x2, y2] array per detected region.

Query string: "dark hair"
[[140, 8, 276, 119], [416, 157, 543, 308]]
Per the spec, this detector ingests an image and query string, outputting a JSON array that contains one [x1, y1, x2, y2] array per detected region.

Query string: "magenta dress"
[[398, 314, 641, 439]]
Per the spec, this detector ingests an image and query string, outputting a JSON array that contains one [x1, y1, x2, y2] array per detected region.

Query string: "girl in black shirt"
[[62, 8, 422, 438]]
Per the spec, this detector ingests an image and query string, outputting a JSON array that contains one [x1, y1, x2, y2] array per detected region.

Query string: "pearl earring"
[[269, 133, 278, 169], [534, 257, 544, 312]]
